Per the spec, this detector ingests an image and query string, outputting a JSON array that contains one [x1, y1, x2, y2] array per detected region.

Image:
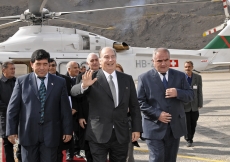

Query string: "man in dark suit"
[[71, 47, 142, 162], [65, 61, 81, 160], [76, 53, 100, 162], [48, 58, 73, 162], [184, 61, 203, 147], [6, 49, 73, 162], [137, 48, 194, 162], [0, 61, 16, 162]]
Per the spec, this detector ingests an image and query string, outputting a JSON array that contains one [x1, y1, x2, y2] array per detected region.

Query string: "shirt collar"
[[34, 72, 49, 79], [185, 73, 193, 79], [102, 70, 116, 79], [157, 71, 168, 77]]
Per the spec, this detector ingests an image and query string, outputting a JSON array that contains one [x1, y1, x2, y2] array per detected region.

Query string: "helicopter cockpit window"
[[82, 36, 90, 50]]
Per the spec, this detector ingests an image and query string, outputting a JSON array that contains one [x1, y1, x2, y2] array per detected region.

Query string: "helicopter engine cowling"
[[113, 42, 129, 51]]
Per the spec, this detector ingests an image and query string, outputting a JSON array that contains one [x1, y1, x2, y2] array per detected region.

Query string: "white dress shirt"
[[102, 70, 119, 106], [34, 73, 49, 89], [158, 71, 169, 82]]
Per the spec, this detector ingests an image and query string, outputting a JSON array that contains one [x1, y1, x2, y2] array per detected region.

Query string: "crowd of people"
[[0, 47, 203, 162]]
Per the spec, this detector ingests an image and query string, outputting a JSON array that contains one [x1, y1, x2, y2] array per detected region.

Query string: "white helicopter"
[[0, 0, 229, 80]]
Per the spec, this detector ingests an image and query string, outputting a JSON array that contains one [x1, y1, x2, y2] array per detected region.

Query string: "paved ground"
[[1, 72, 230, 162]]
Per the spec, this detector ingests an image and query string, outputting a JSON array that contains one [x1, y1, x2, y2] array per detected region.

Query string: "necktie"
[[38, 77, 46, 123], [71, 77, 76, 86], [108, 75, 117, 107], [161, 73, 168, 89]]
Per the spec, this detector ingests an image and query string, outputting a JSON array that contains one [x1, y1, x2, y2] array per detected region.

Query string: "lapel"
[[97, 69, 113, 100], [168, 69, 175, 88], [191, 73, 197, 86], [29, 72, 39, 100], [116, 71, 125, 104], [46, 73, 54, 100], [151, 68, 165, 91]]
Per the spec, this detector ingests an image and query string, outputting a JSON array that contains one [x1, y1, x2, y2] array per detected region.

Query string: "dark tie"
[[38, 77, 46, 123], [108, 75, 117, 107], [161, 73, 168, 89], [71, 77, 76, 86]]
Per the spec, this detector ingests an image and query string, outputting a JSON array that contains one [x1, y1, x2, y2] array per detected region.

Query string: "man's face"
[[87, 55, 100, 71], [99, 48, 116, 74], [81, 67, 86, 73], [49, 61, 57, 74], [30, 59, 49, 77], [153, 51, 170, 73], [68, 62, 79, 77], [184, 63, 193, 74], [3, 64, 15, 79]]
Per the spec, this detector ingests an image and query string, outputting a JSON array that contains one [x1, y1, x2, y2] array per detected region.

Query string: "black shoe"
[[186, 142, 193, 147], [66, 156, 73, 161]]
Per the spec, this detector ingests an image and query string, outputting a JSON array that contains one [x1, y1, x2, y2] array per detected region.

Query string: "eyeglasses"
[[49, 64, 56, 67]]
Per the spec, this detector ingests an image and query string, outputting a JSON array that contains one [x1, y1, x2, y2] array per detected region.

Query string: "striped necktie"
[[38, 77, 46, 123]]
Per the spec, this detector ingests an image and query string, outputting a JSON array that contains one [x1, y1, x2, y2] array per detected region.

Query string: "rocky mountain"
[[0, 0, 226, 50]]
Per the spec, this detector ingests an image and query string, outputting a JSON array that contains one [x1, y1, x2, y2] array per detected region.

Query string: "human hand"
[[165, 88, 177, 98], [72, 109, 77, 115], [158, 111, 172, 123], [82, 70, 97, 88], [132, 132, 140, 142], [79, 118, 87, 129], [63, 135, 72, 143], [8, 134, 18, 144]]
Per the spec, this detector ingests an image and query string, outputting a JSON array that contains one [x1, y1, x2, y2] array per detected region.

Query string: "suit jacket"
[[6, 72, 73, 147], [66, 72, 79, 112], [184, 73, 203, 112], [56, 72, 72, 96], [71, 69, 142, 144], [137, 68, 194, 140], [0, 75, 16, 137]]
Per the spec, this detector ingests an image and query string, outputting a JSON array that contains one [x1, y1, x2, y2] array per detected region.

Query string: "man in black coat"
[[48, 58, 73, 162], [0, 61, 16, 162], [76, 53, 100, 162], [65, 61, 81, 160]]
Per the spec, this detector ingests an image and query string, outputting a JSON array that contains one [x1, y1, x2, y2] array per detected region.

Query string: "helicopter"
[[0, 0, 229, 80]]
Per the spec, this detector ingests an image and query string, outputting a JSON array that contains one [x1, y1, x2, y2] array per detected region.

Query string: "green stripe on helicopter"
[[204, 36, 230, 49]]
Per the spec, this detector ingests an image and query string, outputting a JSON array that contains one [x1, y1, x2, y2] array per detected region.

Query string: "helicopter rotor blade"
[[53, 0, 210, 17], [0, 15, 21, 21], [0, 20, 22, 29], [202, 23, 225, 37], [52, 18, 115, 30], [29, 0, 47, 16], [40, 0, 48, 13]]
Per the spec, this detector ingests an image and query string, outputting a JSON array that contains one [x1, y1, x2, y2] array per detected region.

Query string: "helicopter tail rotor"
[[203, 0, 230, 37], [203, 23, 226, 37]]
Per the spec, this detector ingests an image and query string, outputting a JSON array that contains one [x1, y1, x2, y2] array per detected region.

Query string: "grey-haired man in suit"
[[137, 48, 194, 162], [71, 47, 142, 162], [184, 61, 203, 147]]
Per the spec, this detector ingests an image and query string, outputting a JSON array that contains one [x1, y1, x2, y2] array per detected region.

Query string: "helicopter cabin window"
[[0, 63, 27, 77], [82, 36, 90, 50]]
